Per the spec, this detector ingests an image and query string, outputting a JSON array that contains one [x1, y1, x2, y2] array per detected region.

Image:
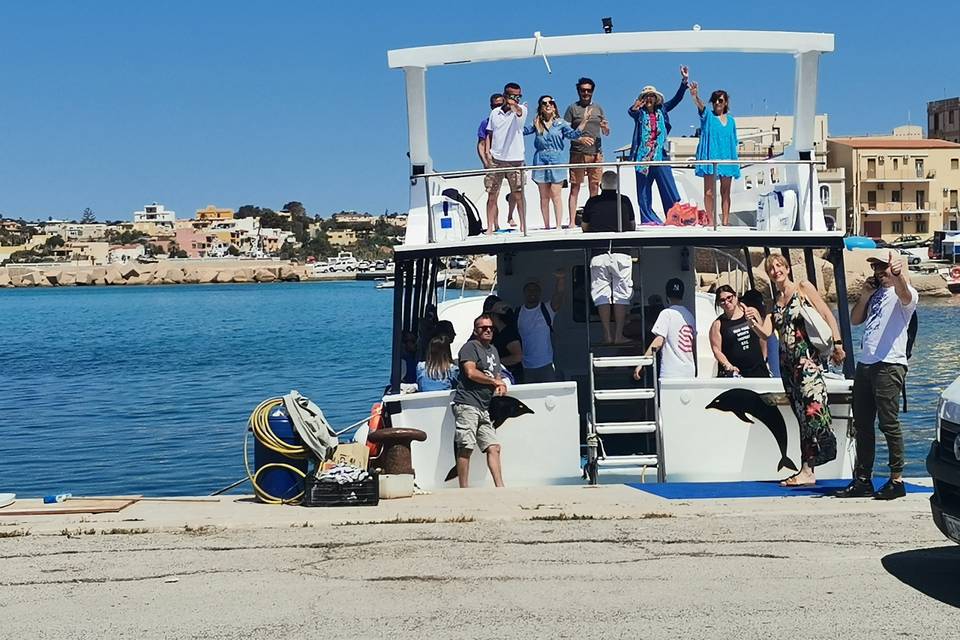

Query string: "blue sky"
[[1, 1, 956, 222]]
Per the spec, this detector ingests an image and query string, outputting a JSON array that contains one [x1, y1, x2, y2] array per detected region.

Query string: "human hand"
[[680, 65, 689, 80], [831, 344, 846, 365], [723, 362, 740, 375], [742, 304, 760, 324], [689, 81, 699, 97], [887, 250, 903, 276], [861, 274, 877, 295], [579, 136, 595, 147], [600, 118, 610, 135], [633, 364, 645, 380], [494, 380, 507, 396]]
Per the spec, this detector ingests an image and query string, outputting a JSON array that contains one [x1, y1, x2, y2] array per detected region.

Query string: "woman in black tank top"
[[709, 286, 769, 378]]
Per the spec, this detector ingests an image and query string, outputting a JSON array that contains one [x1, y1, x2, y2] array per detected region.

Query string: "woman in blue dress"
[[691, 82, 740, 226], [524, 96, 594, 230], [416, 335, 459, 392]]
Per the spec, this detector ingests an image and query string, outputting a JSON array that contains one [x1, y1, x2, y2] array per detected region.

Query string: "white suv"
[[928, 374, 960, 544]]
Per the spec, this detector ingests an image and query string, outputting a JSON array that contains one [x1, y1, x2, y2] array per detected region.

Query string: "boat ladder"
[[584, 352, 664, 484]]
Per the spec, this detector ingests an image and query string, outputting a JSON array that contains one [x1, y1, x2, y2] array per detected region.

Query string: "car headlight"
[[936, 397, 944, 442]]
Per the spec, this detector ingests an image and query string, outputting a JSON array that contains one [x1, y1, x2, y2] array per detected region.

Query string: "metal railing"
[[415, 158, 823, 243]]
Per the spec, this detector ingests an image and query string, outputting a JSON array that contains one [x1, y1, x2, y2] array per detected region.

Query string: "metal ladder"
[[584, 353, 663, 484]]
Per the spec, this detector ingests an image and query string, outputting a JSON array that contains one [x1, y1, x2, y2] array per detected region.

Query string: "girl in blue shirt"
[[416, 334, 459, 392], [523, 96, 594, 230], [691, 83, 740, 226]]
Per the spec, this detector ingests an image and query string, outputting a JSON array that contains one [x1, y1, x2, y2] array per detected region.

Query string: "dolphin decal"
[[705, 388, 799, 472], [444, 396, 535, 481]]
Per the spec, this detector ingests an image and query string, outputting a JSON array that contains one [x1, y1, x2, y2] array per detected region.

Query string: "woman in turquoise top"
[[523, 96, 594, 230], [691, 83, 740, 226]]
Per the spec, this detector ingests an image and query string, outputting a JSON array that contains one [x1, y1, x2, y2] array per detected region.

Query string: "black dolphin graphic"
[[444, 396, 535, 481], [706, 388, 798, 472]]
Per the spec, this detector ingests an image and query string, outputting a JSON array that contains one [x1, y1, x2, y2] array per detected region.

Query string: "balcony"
[[861, 202, 932, 216]]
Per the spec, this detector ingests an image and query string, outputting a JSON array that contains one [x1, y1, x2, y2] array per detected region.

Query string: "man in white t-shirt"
[[483, 82, 528, 235], [634, 278, 696, 379], [515, 270, 566, 383], [836, 251, 918, 501]]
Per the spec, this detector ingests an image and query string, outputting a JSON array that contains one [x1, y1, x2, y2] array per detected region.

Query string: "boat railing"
[[414, 158, 823, 243]]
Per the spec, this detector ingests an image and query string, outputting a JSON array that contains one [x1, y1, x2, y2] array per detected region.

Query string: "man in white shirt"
[[516, 270, 566, 383], [483, 82, 527, 234], [634, 278, 696, 379], [836, 251, 918, 501]]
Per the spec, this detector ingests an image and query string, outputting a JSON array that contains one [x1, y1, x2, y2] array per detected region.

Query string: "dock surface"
[[1, 485, 956, 639]]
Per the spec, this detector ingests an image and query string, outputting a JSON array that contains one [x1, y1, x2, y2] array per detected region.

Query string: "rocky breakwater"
[[696, 248, 951, 303], [0, 260, 306, 288], [448, 255, 497, 290]]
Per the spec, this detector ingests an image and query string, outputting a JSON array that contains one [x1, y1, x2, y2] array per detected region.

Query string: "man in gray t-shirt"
[[452, 314, 507, 488], [564, 77, 610, 227]]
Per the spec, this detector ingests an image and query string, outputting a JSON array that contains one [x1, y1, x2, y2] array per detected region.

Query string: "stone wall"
[[0, 260, 309, 288]]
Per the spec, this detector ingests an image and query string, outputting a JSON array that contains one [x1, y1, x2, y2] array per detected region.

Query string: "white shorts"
[[590, 252, 633, 306]]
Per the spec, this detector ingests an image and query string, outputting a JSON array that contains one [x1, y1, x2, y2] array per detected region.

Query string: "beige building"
[[828, 133, 960, 240], [327, 228, 359, 247], [928, 97, 960, 143], [195, 205, 234, 221]]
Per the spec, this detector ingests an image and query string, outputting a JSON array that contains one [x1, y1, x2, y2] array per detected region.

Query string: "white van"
[[928, 374, 960, 544]]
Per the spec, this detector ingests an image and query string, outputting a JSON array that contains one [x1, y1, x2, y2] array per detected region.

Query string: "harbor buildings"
[[928, 97, 960, 143], [828, 128, 960, 240]]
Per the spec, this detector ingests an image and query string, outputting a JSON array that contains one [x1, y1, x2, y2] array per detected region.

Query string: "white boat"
[[0, 493, 15, 509], [380, 28, 855, 489], [376, 278, 395, 289]]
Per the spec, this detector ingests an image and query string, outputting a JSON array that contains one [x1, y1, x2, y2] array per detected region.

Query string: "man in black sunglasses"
[[452, 314, 508, 487], [484, 82, 528, 234]]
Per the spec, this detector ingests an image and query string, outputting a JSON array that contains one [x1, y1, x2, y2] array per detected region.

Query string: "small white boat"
[[376, 279, 395, 289], [0, 493, 15, 509]]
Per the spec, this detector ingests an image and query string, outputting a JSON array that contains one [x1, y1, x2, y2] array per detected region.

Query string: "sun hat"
[[638, 85, 664, 105]]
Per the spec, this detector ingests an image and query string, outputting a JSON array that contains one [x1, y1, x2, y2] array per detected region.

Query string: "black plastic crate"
[[302, 470, 379, 507]]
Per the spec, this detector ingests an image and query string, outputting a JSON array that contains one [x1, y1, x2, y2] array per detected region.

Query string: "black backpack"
[[441, 188, 484, 236], [902, 310, 918, 411]]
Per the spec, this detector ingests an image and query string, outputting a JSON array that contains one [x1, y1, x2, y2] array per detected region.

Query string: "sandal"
[[779, 473, 815, 488]]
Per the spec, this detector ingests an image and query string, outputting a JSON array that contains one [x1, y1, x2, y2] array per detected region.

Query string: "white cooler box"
[[431, 198, 469, 242], [756, 189, 798, 231]]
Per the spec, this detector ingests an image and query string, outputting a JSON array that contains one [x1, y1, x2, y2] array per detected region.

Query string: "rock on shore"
[[0, 260, 309, 288]]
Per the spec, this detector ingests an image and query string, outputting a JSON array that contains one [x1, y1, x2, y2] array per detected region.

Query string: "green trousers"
[[852, 362, 907, 476]]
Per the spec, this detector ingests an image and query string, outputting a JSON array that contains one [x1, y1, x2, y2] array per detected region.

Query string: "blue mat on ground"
[[627, 479, 933, 500]]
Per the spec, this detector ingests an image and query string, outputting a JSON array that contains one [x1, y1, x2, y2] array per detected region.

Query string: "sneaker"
[[873, 479, 906, 501], [833, 477, 874, 498]]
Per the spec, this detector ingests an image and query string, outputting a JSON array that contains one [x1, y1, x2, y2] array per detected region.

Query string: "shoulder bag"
[[796, 289, 834, 355]]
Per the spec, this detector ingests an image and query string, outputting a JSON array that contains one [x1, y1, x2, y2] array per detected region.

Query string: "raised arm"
[[742, 303, 774, 340], [886, 250, 915, 306], [663, 65, 690, 113], [689, 81, 705, 114]]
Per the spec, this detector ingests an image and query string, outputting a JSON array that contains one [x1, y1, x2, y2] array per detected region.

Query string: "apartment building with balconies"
[[827, 133, 960, 241]]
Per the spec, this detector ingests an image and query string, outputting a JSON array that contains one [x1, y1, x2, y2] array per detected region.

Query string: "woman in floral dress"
[[743, 254, 846, 486]]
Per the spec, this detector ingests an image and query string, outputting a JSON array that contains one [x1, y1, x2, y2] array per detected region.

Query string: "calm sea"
[[1, 282, 957, 496]]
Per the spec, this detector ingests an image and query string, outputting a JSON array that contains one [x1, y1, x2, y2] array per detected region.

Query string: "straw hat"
[[638, 85, 664, 105]]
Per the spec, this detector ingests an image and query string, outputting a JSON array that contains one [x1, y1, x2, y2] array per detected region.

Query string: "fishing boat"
[[380, 28, 856, 489]]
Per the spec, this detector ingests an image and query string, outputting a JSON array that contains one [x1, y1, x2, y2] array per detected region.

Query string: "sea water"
[[0, 282, 957, 496]]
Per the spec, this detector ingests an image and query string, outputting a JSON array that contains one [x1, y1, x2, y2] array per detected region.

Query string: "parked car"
[[890, 234, 925, 248], [356, 260, 373, 272], [927, 374, 960, 544], [898, 248, 922, 266], [374, 260, 387, 271]]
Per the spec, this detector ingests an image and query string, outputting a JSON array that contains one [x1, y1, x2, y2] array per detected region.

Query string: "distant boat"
[[375, 279, 394, 289]]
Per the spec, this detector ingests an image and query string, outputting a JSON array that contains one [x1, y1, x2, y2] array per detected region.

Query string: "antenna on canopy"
[[533, 31, 552, 74]]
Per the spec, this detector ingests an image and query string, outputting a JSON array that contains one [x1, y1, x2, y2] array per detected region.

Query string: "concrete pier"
[[1, 485, 956, 638]]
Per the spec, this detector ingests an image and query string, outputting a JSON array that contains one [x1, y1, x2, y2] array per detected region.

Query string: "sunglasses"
[[714, 97, 727, 103], [539, 99, 556, 106], [506, 93, 522, 101], [718, 295, 736, 304], [578, 88, 594, 94], [477, 325, 494, 332]]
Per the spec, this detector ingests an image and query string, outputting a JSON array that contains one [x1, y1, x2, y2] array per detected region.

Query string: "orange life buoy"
[[366, 403, 383, 456], [951, 266, 960, 281]]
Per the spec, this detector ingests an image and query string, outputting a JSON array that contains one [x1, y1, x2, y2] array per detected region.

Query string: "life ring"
[[951, 266, 960, 281], [366, 403, 384, 456]]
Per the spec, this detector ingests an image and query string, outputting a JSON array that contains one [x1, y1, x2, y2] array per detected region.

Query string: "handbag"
[[796, 291, 834, 355]]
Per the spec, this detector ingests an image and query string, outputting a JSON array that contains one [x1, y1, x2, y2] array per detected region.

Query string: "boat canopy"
[[387, 29, 834, 172]]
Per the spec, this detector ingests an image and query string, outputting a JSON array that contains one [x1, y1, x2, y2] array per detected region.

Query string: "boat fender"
[[367, 403, 384, 456], [950, 266, 960, 281]]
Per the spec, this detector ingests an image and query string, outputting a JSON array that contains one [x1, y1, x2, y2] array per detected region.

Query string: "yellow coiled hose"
[[244, 398, 307, 505]]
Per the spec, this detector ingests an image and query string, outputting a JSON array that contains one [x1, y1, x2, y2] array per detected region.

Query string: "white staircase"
[[585, 353, 664, 484]]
